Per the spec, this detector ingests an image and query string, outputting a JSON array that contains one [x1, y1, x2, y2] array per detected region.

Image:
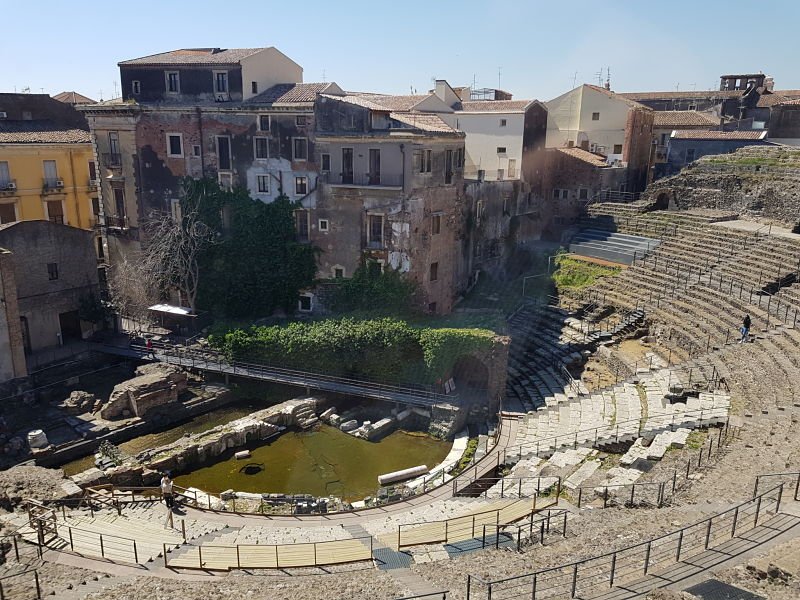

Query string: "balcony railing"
[[0, 179, 16, 194], [104, 214, 129, 229], [321, 172, 403, 187], [42, 178, 64, 193], [103, 153, 122, 167]]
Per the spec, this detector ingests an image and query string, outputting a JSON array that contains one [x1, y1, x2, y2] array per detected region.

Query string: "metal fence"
[[394, 593, 449, 600], [0, 570, 41, 600], [478, 510, 569, 552], [466, 483, 785, 599]]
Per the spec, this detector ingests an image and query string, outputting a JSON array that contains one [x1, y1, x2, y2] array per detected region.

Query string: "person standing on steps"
[[145, 337, 155, 358], [740, 314, 751, 343], [161, 472, 175, 529]]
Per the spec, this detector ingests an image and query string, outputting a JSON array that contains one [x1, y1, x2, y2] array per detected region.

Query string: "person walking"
[[161, 472, 175, 529], [145, 337, 155, 358], [740, 314, 751, 343]]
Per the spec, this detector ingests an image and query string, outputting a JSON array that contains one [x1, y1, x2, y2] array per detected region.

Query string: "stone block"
[[340, 419, 358, 432]]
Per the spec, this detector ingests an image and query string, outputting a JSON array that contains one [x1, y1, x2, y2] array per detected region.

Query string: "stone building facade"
[[0, 248, 27, 381], [0, 221, 100, 359]]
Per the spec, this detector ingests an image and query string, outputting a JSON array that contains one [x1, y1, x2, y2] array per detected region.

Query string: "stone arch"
[[451, 355, 490, 396]]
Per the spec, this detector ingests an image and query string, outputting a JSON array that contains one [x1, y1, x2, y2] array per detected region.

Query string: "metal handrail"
[[0, 569, 41, 600]]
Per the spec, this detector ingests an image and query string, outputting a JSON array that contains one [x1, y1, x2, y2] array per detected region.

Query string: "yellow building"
[[0, 94, 99, 231]]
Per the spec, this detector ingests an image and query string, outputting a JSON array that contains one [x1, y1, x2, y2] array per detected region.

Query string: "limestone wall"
[[645, 147, 800, 228]]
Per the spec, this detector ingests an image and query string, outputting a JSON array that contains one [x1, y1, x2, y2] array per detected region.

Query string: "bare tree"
[[140, 203, 217, 312], [107, 255, 160, 328]]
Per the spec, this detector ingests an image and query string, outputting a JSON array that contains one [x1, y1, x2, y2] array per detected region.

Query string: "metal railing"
[[102, 153, 122, 167], [478, 509, 569, 552], [466, 483, 785, 599], [394, 593, 449, 600], [0, 569, 41, 600], [96, 340, 456, 409], [455, 476, 560, 499], [321, 172, 404, 187], [753, 471, 800, 501]]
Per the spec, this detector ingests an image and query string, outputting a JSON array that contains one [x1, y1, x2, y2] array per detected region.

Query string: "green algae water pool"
[[173, 425, 452, 501]]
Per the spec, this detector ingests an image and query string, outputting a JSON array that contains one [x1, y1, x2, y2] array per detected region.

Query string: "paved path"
[[90, 342, 456, 409], [712, 219, 800, 241]]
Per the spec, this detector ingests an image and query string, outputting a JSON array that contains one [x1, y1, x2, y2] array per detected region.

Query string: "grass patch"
[[685, 431, 707, 450], [449, 438, 479, 476], [552, 255, 620, 291]]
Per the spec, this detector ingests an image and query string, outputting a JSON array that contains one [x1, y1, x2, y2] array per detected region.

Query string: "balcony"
[[42, 178, 65, 194], [88, 179, 99, 191], [321, 172, 403, 188], [103, 214, 129, 230], [0, 180, 17, 196], [103, 153, 122, 168]]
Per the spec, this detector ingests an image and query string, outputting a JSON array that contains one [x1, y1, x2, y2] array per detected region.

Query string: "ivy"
[[209, 318, 498, 384], [330, 261, 417, 314]]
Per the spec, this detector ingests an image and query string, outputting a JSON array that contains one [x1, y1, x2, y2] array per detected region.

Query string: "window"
[[165, 71, 180, 93], [686, 148, 696, 162], [257, 175, 270, 193], [46, 200, 64, 224], [251, 81, 258, 94], [254, 136, 269, 160], [429, 262, 439, 282], [0, 161, 10, 187], [321, 153, 331, 172], [192, 145, 201, 157], [591, 112, 600, 121], [132, 80, 141, 95], [579, 189, 589, 200], [368, 214, 384, 247], [293, 138, 308, 160], [295, 211, 309, 241], [477, 169, 485, 181], [108, 131, 120, 156], [295, 176, 308, 195], [258, 115, 270, 131], [296, 115, 307, 127], [218, 172, 233, 191], [420, 149, 432, 173], [476, 200, 484, 226], [318, 219, 329, 232], [497, 168, 504, 181], [552, 188, 560, 199], [214, 71, 229, 93], [333, 267, 344, 279], [88, 160, 97, 182], [91, 197, 100, 216], [500, 119, 507, 127], [368, 260, 382, 277], [660, 133, 668, 146], [298, 294, 312, 312], [0, 203, 16, 224], [508, 159, 516, 178], [47, 263, 59, 280], [561, 190, 568, 200], [216, 136, 231, 170], [43, 160, 58, 187], [113, 187, 126, 218], [167, 134, 183, 157], [428, 302, 437, 313], [497, 147, 507, 154], [431, 214, 441, 235], [613, 144, 623, 154]]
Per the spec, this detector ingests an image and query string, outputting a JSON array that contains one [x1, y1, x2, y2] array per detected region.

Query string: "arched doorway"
[[451, 355, 490, 399], [655, 192, 670, 210]]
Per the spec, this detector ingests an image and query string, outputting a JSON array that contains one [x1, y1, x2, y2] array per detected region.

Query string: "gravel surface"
[[0, 465, 68, 506]]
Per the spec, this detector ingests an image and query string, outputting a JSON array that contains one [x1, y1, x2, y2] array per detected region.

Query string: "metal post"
[[676, 529, 684, 561], [755, 495, 762, 526], [610, 552, 617, 588], [571, 563, 578, 598], [731, 506, 739, 538], [99, 534, 104, 558], [133, 540, 138, 563], [644, 541, 651, 574]]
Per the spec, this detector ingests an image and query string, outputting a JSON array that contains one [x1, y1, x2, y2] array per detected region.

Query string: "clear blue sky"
[[3, 0, 799, 102]]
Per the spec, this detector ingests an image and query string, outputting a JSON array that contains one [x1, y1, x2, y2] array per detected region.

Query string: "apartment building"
[[0, 94, 98, 232]]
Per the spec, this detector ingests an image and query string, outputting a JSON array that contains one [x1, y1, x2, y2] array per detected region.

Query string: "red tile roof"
[[671, 130, 767, 140], [0, 121, 91, 144], [119, 48, 264, 66], [457, 100, 531, 113], [620, 90, 742, 101], [353, 94, 429, 111], [389, 112, 456, 133], [52, 91, 96, 105], [652, 111, 718, 127], [248, 83, 334, 105], [556, 147, 609, 167]]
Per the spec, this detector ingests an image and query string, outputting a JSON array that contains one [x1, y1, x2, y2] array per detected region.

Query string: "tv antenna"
[[498, 66, 502, 90], [113, 81, 119, 98]]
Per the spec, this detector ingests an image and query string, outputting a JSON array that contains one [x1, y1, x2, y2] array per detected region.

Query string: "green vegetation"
[[449, 438, 478, 476], [183, 178, 318, 318], [552, 254, 620, 290], [209, 317, 497, 384], [329, 262, 417, 314], [685, 431, 707, 450]]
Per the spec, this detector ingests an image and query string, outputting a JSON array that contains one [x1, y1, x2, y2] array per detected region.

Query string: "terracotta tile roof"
[[248, 83, 334, 105], [556, 147, 609, 167], [776, 98, 800, 106], [457, 100, 531, 113], [319, 94, 390, 111], [119, 48, 263, 66], [389, 112, 456, 133], [756, 93, 791, 107], [652, 111, 718, 127], [0, 121, 91, 144], [354, 94, 429, 111], [671, 130, 767, 140], [52, 91, 96, 105], [584, 85, 650, 110], [620, 90, 742, 101]]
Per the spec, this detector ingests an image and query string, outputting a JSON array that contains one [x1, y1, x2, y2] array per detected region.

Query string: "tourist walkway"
[[90, 342, 456, 409]]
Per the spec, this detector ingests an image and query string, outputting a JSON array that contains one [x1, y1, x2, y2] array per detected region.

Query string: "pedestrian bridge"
[[89, 342, 456, 409]]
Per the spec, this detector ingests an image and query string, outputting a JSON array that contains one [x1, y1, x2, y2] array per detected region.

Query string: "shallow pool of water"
[[61, 401, 259, 476], [173, 425, 452, 500]]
